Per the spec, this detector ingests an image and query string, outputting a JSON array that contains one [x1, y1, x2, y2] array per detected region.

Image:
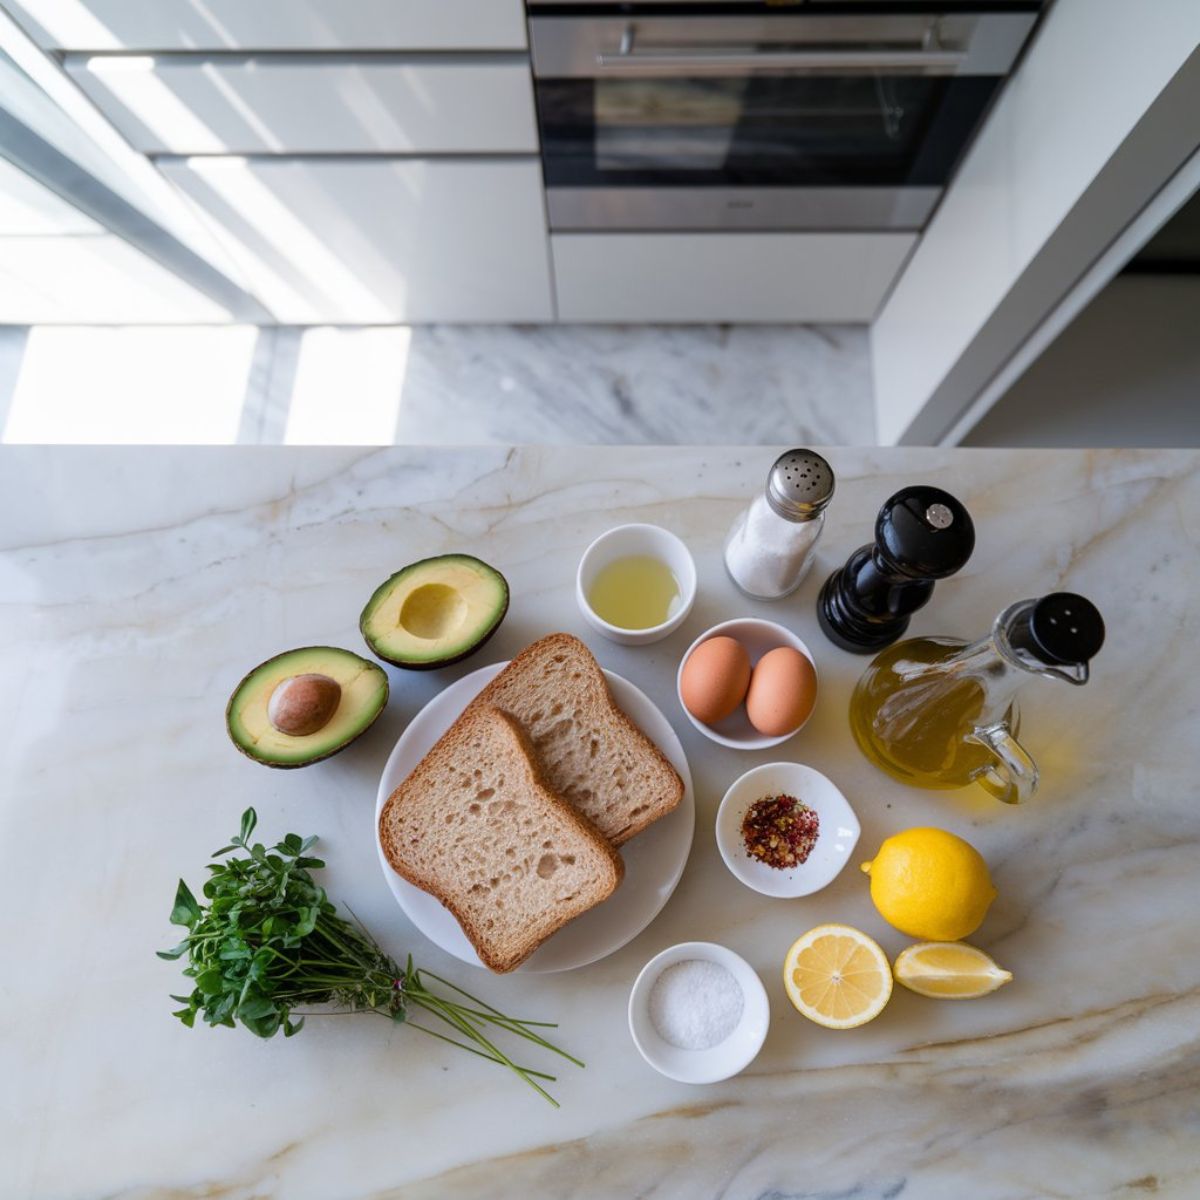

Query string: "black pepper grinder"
[[817, 486, 975, 653]]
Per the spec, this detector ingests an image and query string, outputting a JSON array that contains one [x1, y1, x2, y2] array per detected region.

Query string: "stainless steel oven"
[[529, 2, 1041, 232]]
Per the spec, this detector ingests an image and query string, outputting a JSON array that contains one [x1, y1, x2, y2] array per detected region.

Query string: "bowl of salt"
[[628, 941, 770, 1084]]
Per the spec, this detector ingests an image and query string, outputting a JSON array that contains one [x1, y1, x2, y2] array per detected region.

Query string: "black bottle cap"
[[876, 486, 975, 580], [1029, 593, 1105, 665]]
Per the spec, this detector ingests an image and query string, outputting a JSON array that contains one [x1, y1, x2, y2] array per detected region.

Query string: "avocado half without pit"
[[360, 554, 509, 669], [226, 646, 389, 768]]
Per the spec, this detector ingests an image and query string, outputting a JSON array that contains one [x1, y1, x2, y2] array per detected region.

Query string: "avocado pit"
[[268, 673, 342, 737]]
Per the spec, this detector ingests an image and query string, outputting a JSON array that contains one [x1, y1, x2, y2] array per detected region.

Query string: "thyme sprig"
[[159, 808, 580, 1104]]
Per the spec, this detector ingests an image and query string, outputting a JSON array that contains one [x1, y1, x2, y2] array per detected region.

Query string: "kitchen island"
[[2, 445, 1197, 1199]]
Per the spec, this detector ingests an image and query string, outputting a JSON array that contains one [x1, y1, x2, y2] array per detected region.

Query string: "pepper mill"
[[817, 486, 975, 653]]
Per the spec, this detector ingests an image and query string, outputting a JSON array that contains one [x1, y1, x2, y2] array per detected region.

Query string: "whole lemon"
[[861, 827, 996, 941]]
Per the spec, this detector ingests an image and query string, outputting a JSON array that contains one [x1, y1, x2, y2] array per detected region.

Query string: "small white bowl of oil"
[[576, 523, 697, 646]]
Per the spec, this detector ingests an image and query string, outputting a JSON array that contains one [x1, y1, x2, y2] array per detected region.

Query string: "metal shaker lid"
[[766, 449, 835, 521]]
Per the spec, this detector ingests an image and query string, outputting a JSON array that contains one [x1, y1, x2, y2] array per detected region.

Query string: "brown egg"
[[680, 636, 752, 725], [745, 646, 817, 737]]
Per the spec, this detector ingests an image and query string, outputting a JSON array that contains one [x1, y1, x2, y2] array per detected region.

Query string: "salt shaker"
[[724, 450, 835, 599]]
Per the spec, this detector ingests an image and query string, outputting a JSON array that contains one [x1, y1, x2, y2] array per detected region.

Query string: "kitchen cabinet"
[[65, 56, 538, 156], [552, 233, 917, 323], [4, 0, 528, 51], [158, 157, 554, 323]]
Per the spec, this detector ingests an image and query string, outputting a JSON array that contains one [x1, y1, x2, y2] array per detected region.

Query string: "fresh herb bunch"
[[160, 808, 581, 1103]]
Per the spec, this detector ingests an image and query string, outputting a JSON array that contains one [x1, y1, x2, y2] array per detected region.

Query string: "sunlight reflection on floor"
[[284, 327, 411, 445], [2, 326, 256, 443]]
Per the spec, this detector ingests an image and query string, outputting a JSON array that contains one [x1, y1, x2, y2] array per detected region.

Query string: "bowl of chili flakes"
[[716, 762, 860, 898]]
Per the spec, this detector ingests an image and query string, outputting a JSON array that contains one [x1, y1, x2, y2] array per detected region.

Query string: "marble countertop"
[[2, 445, 1197, 1200]]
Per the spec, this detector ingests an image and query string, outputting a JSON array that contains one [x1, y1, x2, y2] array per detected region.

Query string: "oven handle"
[[594, 47, 968, 75]]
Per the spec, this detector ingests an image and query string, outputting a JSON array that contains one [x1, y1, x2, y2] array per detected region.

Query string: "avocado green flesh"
[[361, 555, 508, 668], [227, 646, 388, 767]]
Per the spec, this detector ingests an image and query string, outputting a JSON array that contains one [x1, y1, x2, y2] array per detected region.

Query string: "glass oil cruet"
[[849, 592, 1105, 804]]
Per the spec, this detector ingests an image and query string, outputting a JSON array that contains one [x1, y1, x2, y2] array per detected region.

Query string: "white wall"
[[871, 0, 1200, 445], [963, 275, 1200, 448]]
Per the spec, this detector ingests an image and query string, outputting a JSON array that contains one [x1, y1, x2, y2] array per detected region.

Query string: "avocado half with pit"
[[226, 646, 388, 768], [360, 554, 509, 669]]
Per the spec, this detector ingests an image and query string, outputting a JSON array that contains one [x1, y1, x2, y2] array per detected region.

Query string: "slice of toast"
[[459, 633, 684, 846], [379, 706, 624, 973]]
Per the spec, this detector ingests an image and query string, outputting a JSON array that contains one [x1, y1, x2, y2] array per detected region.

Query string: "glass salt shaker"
[[724, 449, 835, 600]]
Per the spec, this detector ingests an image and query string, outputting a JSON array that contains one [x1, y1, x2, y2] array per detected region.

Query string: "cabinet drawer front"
[[159, 157, 553, 324], [67, 57, 537, 155], [552, 233, 917, 323], [8, 0, 527, 51]]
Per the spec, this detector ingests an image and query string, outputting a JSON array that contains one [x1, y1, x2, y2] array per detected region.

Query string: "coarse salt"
[[723, 492, 824, 599], [648, 958, 744, 1051]]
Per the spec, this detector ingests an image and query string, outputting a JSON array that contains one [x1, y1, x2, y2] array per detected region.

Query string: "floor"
[[0, 322, 875, 446], [965, 275, 1200, 447]]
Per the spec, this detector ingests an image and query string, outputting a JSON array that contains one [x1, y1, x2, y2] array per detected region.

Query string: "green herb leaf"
[[156, 939, 190, 960], [237, 993, 277, 1021], [239, 807, 257, 845], [169, 880, 201, 928], [194, 968, 224, 995]]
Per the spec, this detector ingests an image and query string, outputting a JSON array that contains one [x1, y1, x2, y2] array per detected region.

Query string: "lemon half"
[[894, 941, 1013, 999], [783, 924, 893, 1030]]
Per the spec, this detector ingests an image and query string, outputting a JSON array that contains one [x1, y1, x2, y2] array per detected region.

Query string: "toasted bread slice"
[[379, 706, 623, 973], [460, 633, 684, 845]]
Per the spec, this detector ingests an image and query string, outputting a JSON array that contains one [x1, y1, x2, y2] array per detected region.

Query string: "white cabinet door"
[[552, 233, 917, 323], [66, 56, 538, 155], [159, 157, 553, 323], [7, 0, 527, 51]]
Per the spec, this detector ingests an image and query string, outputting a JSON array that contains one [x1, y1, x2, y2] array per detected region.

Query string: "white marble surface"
[[388, 324, 873, 445], [1, 445, 1197, 1199], [0, 323, 874, 446]]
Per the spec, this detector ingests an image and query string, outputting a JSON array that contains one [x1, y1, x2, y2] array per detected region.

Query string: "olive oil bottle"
[[849, 594, 1105, 804], [849, 637, 1013, 790]]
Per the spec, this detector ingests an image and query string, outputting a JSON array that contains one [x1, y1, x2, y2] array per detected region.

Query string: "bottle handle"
[[968, 724, 1039, 805]]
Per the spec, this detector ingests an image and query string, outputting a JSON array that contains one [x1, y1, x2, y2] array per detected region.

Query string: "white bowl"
[[628, 942, 770, 1084], [576, 523, 697, 646], [676, 617, 817, 749], [716, 762, 860, 899]]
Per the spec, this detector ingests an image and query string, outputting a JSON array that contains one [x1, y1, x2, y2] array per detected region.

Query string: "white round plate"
[[375, 662, 695, 973]]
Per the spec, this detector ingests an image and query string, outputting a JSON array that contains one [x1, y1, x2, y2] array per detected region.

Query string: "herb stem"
[[163, 809, 580, 1102]]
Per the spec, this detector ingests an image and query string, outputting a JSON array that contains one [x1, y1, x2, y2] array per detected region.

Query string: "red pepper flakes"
[[741, 794, 819, 870]]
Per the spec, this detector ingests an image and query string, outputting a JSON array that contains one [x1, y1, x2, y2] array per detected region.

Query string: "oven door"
[[531, 10, 1038, 231]]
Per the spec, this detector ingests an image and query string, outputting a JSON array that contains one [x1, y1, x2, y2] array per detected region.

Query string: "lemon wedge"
[[783, 924, 893, 1029], [893, 941, 1013, 999]]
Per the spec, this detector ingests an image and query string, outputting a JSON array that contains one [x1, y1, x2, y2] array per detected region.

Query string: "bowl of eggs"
[[676, 618, 818, 749]]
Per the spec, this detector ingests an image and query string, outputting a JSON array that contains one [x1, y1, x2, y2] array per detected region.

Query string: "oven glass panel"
[[537, 74, 998, 188]]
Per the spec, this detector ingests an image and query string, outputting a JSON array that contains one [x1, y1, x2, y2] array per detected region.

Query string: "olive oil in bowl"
[[588, 556, 681, 631]]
